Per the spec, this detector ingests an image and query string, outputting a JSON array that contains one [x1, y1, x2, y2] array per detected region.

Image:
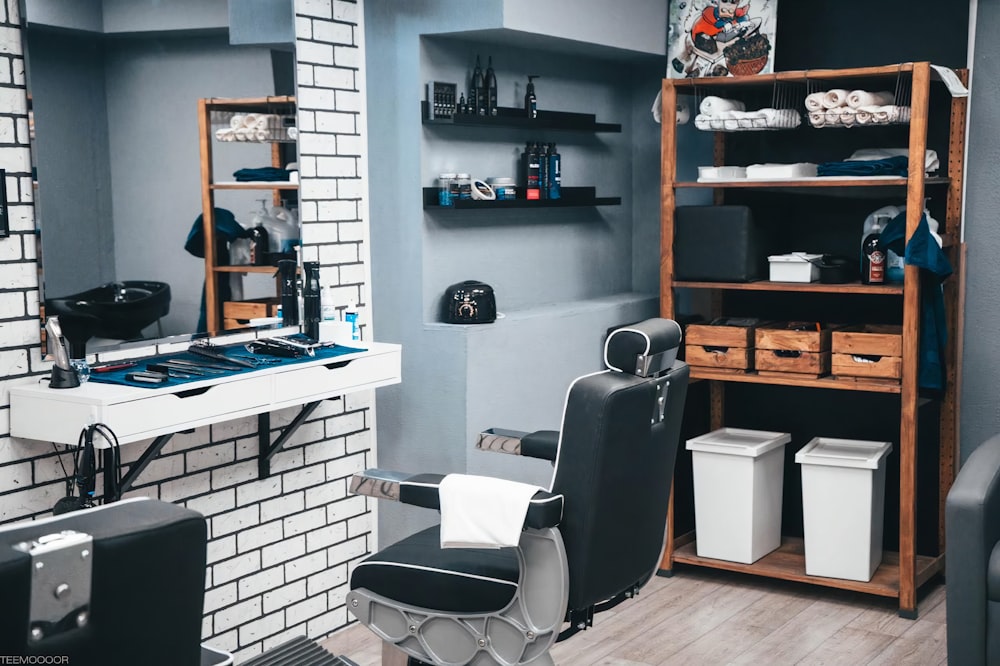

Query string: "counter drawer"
[[104, 375, 272, 439], [273, 351, 400, 403]]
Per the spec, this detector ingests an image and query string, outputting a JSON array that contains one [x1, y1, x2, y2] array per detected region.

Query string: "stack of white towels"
[[805, 90, 911, 128], [694, 96, 801, 131], [215, 113, 298, 142]]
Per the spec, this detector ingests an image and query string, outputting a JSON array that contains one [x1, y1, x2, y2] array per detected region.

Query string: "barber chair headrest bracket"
[[13, 530, 93, 643]]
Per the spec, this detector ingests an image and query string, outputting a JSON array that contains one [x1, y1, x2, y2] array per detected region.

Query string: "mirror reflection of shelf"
[[212, 182, 299, 190]]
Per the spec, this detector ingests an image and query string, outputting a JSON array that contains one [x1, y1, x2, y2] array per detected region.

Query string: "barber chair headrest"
[[604, 318, 683, 377]]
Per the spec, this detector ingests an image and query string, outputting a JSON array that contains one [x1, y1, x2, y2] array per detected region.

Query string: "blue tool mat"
[[89, 342, 368, 389]]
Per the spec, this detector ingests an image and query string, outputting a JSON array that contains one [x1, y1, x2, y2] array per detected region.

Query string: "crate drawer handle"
[[702, 346, 730, 354], [772, 350, 802, 359], [851, 354, 884, 364]]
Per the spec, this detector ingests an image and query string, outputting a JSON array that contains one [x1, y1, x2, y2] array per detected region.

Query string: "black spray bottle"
[[485, 56, 498, 116], [539, 142, 550, 200], [303, 261, 321, 340], [472, 56, 486, 116], [278, 259, 299, 326], [525, 75, 538, 118]]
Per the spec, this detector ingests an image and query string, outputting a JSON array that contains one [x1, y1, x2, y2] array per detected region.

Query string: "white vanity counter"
[[10, 342, 401, 447]]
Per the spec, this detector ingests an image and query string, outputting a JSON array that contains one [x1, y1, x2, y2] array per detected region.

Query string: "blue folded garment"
[[816, 155, 909, 178], [233, 167, 291, 182]]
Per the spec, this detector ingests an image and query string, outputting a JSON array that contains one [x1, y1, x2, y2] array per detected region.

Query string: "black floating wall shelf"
[[421, 102, 622, 133], [422, 186, 621, 209]]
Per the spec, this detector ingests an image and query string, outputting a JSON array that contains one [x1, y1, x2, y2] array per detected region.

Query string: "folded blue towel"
[[816, 155, 909, 178], [233, 167, 291, 182]]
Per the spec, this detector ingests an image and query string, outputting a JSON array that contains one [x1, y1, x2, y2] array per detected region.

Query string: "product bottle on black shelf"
[[472, 55, 486, 116], [523, 142, 541, 200], [457, 92, 468, 115], [548, 142, 561, 199], [485, 56, 498, 116], [539, 142, 550, 200], [861, 218, 886, 284], [249, 226, 269, 266], [525, 75, 538, 119]]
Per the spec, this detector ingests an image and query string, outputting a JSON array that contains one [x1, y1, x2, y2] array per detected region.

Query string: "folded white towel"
[[822, 89, 850, 109], [808, 110, 827, 127], [699, 96, 745, 117], [805, 92, 826, 112], [847, 90, 895, 109], [439, 474, 542, 549]]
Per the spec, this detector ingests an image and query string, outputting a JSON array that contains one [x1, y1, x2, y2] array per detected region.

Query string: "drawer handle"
[[851, 354, 883, 364], [324, 360, 352, 370], [176, 386, 212, 398], [772, 350, 802, 359], [702, 346, 730, 354]]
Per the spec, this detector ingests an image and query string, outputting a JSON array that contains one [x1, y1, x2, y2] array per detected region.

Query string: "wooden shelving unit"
[[197, 95, 297, 332], [658, 62, 968, 617]]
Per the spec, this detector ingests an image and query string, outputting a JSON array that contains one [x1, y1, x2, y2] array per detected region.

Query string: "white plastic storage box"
[[768, 253, 822, 282], [795, 437, 893, 581], [686, 428, 791, 564]]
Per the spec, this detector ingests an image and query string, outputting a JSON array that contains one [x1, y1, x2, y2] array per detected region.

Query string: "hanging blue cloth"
[[879, 211, 952, 392], [185, 208, 248, 332]]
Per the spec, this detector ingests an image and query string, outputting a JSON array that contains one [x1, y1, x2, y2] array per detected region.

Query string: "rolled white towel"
[[694, 114, 712, 131], [808, 110, 827, 127], [724, 118, 740, 131], [234, 127, 252, 141], [286, 127, 299, 140], [805, 92, 826, 112], [855, 108, 873, 125], [899, 106, 912, 123], [214, 128, 235, 141], [254, 129, 270, 142], [840, 107, 857, 127], [229, 114, 246, 129], [822, 89, 850, 109], [847, 90, 895, 109], [699, 96, 745, 117], [825, 108, 844, 126], [242, 113, 259, 128]]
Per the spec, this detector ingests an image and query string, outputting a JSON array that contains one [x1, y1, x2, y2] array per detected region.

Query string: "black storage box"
[[674, 205, 767, 282]]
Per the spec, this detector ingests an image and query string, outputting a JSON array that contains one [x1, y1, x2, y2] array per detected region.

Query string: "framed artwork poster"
[[668, 0, 778, 78]]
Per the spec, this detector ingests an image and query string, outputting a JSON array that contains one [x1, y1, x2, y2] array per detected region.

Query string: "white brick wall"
[[0, 0, 376, 660]]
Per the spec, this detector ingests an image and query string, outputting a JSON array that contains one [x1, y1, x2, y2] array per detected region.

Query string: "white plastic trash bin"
[[795, 437, 893, 582], [686, 428, 791, 564]]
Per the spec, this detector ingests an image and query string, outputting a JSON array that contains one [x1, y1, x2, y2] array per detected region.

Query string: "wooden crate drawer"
[[223, 298, 280, 321], [755, 322, 832, 353], [831, 325, 903, 357], [686, 344, 751, 370], [755, 349, 830, 377], [686, 320, 757, 348], [832, 353, 902, 380]]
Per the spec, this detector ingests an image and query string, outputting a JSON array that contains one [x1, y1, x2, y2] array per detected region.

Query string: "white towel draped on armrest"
[[439, 474, 542, 549]]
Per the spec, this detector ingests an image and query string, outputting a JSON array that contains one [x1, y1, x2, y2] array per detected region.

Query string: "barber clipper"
[[278, 259, 299, 326], [46, 316, 80, 389]]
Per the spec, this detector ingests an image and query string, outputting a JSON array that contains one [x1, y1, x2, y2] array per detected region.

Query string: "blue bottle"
[[547, 142, 561, 200]]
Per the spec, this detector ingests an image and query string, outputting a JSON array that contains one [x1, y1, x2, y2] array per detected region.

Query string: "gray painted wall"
[[365, 0, 688, 546], [26, 29, 115, 299], [961, 1, 999, 460], [24, 0, 102, 32]]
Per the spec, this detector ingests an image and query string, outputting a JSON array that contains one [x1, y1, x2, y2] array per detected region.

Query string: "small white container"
[[697, 166, 747, 181], [686, 427, 791, 564], [768, 252, 822, 282], [796, 437, 893, 581]]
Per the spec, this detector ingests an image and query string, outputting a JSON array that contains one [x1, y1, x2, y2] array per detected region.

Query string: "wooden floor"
[[320, 568, 948, 665]]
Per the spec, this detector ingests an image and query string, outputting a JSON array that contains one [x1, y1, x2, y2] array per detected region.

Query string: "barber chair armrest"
[[476, 428, 560, 462], [350, 468, 564, 529]]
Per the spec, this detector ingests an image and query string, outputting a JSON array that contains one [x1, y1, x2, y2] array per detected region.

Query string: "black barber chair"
[[347, 318, 690, 665], [946, 433, 1000, 665], [0, 498, 354, 666]]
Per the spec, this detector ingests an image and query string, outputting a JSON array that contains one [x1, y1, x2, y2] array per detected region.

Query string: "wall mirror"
[[24, 0, 298, 354]]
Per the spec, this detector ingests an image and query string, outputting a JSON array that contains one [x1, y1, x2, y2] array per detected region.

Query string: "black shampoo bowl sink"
[[46, 281, 171, 343]]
